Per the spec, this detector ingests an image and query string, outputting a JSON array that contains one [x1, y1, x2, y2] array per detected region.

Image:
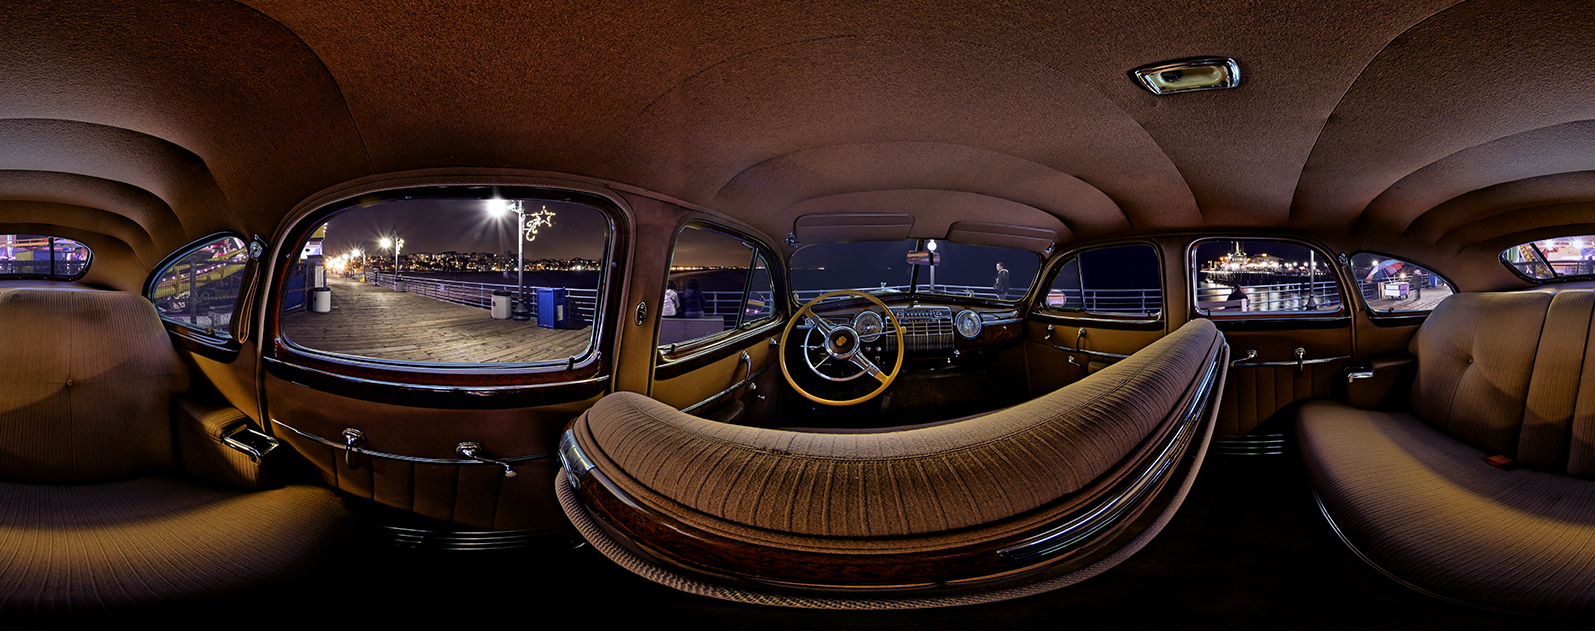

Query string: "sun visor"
[[946, 221, 1058, 252], [792, 213, 914, 244]]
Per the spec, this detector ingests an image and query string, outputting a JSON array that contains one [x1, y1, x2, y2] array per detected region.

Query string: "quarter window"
[[0, 234, 91, 279], [1191, 239, 1342, 316], [1348, 254, 1453, 313], [148, 235, 247, 336]]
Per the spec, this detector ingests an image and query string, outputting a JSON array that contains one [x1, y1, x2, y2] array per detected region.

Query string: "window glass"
[[661, 225, 775, 347], [280, 194, 611, 365], [789, 239, 1040, 304], [0, 234, 92, 279], [1502, 236, 1594, 280], [1192, 239, 1342, 315], [1044, 244, 1161, 317], [1348, 253, 1453, 313], [149, 236, 247, 336]]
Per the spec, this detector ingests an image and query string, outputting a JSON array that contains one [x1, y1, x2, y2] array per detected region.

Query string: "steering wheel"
[[778, 290, 907, 406]]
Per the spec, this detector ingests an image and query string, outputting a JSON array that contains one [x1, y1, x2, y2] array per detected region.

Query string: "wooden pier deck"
[[282, 277, 592, 364]]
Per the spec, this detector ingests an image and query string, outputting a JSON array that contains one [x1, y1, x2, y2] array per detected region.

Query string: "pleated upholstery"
[[1299, 289, 1595, 614], [0, 476, 351, 614], [0, 286, 354, 614], [581, 319, 1219, 538], [1298, 400, 1595, 615], [0, 288, 188, 483], [1406, 291, 1548, 458]]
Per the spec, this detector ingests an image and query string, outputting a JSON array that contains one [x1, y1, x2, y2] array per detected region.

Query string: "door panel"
[[1024, 319, 1166, 395], [266, 374, 599, 531]]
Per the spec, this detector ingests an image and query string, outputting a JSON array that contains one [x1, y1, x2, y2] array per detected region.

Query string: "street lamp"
[[378, 237, 403, 290], [351, 248, 364, 281], [488, 199, 556, 321]]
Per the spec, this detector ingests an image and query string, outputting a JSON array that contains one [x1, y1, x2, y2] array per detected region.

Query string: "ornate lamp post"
[[378, 236, 404, 289], [488, 199, 556, 320]]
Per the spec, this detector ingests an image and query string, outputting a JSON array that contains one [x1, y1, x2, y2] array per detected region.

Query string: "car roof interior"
[[4, 0, 1595, 628]]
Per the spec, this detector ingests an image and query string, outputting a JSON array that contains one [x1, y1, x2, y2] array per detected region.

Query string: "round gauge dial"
[[853, 310, 885, 341], [954, 309, 982, 339]]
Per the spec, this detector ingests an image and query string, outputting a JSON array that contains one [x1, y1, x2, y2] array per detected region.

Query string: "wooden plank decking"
[[282, 277, 592, 363]]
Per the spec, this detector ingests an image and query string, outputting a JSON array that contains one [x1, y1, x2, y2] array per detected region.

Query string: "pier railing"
[[370, 273, 598, 322], [1195, 280, 1342, 312]]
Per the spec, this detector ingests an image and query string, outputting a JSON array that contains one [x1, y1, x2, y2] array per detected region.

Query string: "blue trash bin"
[[537, 287, 570, 329]]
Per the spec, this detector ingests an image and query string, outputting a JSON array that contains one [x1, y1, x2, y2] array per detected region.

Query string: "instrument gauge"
[[954, 309, 982, 339], [853, 310, 885, 341]]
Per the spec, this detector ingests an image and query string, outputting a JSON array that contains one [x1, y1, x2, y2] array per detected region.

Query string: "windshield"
[[791, 239, 1039, 303]]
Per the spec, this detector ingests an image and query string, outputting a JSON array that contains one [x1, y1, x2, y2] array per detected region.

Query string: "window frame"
[[0, 234, 94, 281], [144, 232, 249, 359], [1499, 237, 1595, 283], [1032, 240, 1165, 326], [1345, 250, 1456, 318], [1186, 236, 1348, 322], [260, 184, 630, 408], [655, 219, 787, 360]]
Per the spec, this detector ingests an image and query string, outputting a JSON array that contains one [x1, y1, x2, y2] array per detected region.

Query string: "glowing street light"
[[378, 237, 404, 289], [488, 198, 557, 320]]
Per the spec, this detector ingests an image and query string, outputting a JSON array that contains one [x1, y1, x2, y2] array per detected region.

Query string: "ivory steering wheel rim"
[[778, 289, 907, 406]]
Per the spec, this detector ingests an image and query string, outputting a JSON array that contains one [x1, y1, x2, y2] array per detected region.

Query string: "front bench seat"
[[558, 319, 1227, 608], [0, 287, 352, 614]]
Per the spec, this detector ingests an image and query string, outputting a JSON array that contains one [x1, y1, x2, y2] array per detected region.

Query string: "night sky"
[[320, 198, 610, 260]]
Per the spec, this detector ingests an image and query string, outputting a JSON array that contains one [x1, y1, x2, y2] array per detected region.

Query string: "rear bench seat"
[[1297, 290, 1595, 616], [0, 287, 353, 615]]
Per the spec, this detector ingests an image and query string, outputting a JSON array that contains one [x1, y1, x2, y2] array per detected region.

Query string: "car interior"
[[5, 0, 1595, 628]]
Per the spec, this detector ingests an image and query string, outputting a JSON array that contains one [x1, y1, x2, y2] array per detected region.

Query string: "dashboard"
[[800, 301, 1024, 357]]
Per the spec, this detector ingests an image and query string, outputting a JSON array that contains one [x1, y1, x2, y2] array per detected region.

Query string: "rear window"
[[0, 234, 91, 279], [1191, 239, 1343, 316], [1502, 236, 1595, 281]]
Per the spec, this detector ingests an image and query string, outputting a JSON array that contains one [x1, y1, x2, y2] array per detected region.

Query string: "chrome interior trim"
[[1037, 313, 1161, 326], [1230, 354, 1349, 368], [1046, 344, 1132, 361], [679, 363, 774, 414], [999, 340, 1224, 562], [1212, 433, 1287, 457], [271, 418, 555, 464], [558, 429, 595, 490]]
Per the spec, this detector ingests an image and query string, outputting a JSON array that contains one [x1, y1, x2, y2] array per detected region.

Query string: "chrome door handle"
[[457, 442, 518, 478]]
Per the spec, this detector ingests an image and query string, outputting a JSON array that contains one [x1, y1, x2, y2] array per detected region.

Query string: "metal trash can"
[[393, 279, 406, 292], [537, 287, 573, 329], [491, 290, 513, 320], [311, 286, 332, 313]]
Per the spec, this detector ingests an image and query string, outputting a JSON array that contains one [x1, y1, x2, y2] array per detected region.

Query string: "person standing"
[[662, 280, 680, 317], [994, 262, 1010, 299]]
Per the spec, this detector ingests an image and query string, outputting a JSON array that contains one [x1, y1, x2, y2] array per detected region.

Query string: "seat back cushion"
[[1408, 292, 1550, 458], [579, 318, 1221, 538], [0, 288, 189, 483]]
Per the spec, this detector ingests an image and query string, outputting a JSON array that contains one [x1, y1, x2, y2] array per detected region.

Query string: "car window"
[[148, 235, 246, 336], [1501, 236, 1595, 281], [1348, 253, 1453, 313], [1042, 243, 1161, 317], [279, 194, 612, 365], [789, 239, 1039, 304], [0, 234, 92, 279], [1191, 239, 1343, 316], [660, 224, 776, 348]]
